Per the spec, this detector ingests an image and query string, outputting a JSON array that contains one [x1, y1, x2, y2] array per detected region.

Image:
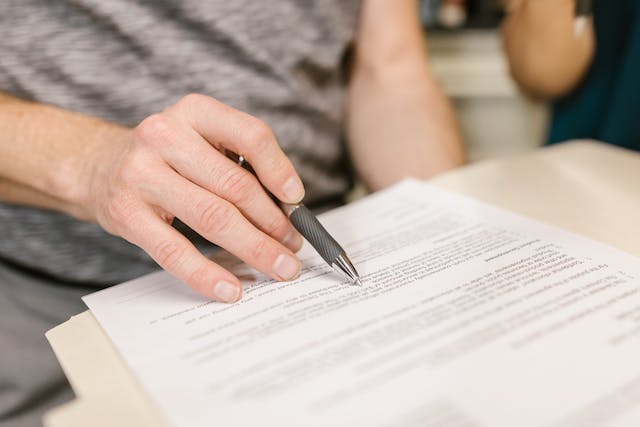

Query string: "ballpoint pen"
[[227, 152, 362, 286]]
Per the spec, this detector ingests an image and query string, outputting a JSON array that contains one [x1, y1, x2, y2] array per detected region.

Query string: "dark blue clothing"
[[548, 0, 640, 151]]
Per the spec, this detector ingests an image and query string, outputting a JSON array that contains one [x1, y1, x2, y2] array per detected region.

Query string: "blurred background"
[[421, 0, 548, 162]]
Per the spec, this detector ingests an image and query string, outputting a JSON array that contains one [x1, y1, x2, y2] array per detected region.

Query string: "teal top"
[[548, 0, 640, 151]]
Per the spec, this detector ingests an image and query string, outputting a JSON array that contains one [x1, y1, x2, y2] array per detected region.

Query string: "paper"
[[83, 179, 640, 427]]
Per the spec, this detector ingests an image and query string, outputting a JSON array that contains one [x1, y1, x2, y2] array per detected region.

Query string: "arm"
[[0, 92, 124, 218], [501, 0, 595, 99], [347, 0, 464, 192], [0, 91, 306, 302]]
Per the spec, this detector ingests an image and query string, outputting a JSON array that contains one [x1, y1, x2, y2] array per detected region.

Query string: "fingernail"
[[283, 176, 305, 203], [213, 280, 240, 303], [273, 253, 300, 281], [282, 230, 303, 252]]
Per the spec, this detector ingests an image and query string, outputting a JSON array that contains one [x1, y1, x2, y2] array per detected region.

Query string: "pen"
[[574, 0, 592, 37], [226, 152, 362, 286]]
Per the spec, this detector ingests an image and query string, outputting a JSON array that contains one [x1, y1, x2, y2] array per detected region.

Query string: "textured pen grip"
[[289, 205, 344, 264]]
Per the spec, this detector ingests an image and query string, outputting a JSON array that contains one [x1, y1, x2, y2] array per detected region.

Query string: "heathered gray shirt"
[[0, 0, 361, 285]]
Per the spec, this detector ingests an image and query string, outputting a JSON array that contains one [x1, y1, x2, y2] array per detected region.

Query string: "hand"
[[81, 94, 305, 303]]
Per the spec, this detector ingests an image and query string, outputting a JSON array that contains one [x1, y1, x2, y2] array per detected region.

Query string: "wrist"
[[9, 100, 131, 221], [62, 119, 131, 221]]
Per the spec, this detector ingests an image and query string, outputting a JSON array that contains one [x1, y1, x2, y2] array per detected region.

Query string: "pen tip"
[[354, 278, 363, 286]]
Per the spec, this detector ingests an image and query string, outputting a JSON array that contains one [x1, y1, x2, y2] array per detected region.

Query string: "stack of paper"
[[83, 179, 640, 427]]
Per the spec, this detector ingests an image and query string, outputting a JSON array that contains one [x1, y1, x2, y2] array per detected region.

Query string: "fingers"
[[123, 206, 243, 303], [194, 152, 304, 252], [134, 114, 303, 252], [166, 94, 305, 204], [115, 94, 306, 303], [146, 168, 302, 283], [199, 152, 303, 252]]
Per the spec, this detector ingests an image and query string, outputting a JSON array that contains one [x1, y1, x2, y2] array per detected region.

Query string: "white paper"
[[83, 179, 640, 427]]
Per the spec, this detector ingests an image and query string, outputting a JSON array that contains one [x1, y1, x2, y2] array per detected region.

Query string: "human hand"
[[81, 94, 305, 303]]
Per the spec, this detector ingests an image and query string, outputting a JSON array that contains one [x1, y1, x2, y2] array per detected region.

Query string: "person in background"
[[421, 0, 468, 29], [0, 1, 462, 425], [502, 0, 640, 151], [439, 0, 468, 28]]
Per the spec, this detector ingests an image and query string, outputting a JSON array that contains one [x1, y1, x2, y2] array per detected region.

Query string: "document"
[[83, 179, 640, 427]]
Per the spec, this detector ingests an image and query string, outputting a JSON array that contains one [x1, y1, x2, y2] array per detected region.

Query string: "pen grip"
[[289, 205, 343, 265], [227, 151, 345, 265]]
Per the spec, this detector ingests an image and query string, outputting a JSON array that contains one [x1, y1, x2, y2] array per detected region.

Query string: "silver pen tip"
[[332, 253, 362, 286]]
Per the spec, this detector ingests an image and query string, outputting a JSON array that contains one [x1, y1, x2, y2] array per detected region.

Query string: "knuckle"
[[270, 152, 291, 174], [264, 213, 289, 237], [243, 119, 273, 154], [177, 93, 208, 113], [103, 194, 141, 235], [196, 199, 235, 235], [135, 114, 171, 146], [216, 166, 254, 198], [249, 237, 271, 262], [153, 240, 186, 271], [181, 93, 206, 105], [186, 264, 214, 295]]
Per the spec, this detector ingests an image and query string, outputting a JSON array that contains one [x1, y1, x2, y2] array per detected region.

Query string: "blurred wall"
[[427, 30, 549, 162]]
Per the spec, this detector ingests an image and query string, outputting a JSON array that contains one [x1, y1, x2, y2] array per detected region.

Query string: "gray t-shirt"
[[0, 0, 360, 285]]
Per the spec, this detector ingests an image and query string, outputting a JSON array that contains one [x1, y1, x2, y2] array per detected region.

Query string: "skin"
[[502, 0, 596, 100], [0, 0, 463, 303], [348, 0, 463, 191], [0, 93, 305, 304]]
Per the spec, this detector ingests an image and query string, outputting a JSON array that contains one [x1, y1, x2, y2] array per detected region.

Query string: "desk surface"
[[44, 141, 640, 426]]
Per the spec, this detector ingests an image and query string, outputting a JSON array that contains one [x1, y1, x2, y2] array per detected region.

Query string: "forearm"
[[502, 0, 595, 99], [347, 0, 463, 191], [0, 177, 70, 212], [0, 92, 124, 219]]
